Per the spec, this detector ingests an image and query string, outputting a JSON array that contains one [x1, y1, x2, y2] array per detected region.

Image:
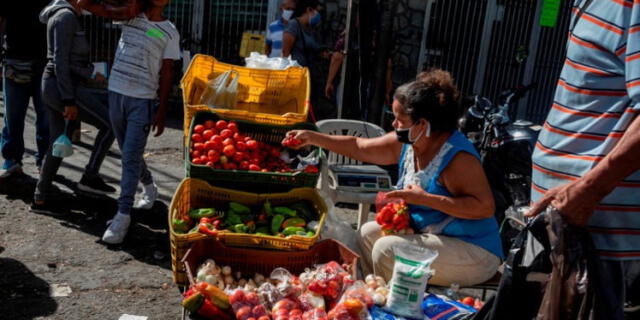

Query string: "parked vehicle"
[[459, 84, 541, 253]]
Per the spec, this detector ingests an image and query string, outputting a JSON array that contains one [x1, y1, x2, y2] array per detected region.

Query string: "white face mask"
[[282, 9, 294, 20]]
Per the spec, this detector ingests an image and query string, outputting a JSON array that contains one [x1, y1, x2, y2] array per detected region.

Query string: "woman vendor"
[[285, 70, 503, 286]]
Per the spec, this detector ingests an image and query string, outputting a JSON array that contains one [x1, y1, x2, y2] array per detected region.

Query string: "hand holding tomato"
[[282, 130, 314, 149]]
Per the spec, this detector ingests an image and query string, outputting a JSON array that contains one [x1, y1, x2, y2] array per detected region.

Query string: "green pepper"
[[233, 224, 248, 233], [224, 212, 243, 227], [283, 226, 306, 236], [229, 202, 251, 215], [290, 201, 316, 220], [263, 199, 273, 216], [273, 206, 296, 217], [188, 224, 200, 234], [255, 226, 270, 235], [189, 208, 224, 220], [271, 214, 285, 234], [306, 231, 315, 237], [282, 217, 306, 229], [172, 218, 190, 234]]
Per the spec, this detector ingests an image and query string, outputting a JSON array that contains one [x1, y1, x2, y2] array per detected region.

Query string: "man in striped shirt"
[[527, 0, 640, 317], [265, 0, 296, 58]]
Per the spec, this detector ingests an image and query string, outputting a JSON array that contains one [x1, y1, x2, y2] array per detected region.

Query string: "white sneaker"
[[101, 213, 131, 244], [134, 183, 158, 210]]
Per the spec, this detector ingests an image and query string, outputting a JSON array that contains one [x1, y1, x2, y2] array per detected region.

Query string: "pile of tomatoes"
[[190, 119, 292, 172]]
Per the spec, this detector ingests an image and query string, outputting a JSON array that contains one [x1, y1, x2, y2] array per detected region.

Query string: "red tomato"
[[236, 141, 247, 151], [191, 133, 203, 143], [210, 135, 223, 144], [192, 158, 203, 164], [219, 155, 228, 164], [204, 141, 216, 151], [246, 140, 258, 150], [249, 164, 261, 171], [245, 292, 260, 305], [192, 150, 201, 158], [229, 290, 245, 304], [223, 145, 236, 157], [233, 132, 245, 141], [204, 120, 215, 129], [194, 124, 206, 134], [258, 317, 270, 320], [213, 163, 222, 169], [215, 120, 228, 131], [193, 143, 205, 151], [270, 148, 281, 158], [244, 136, 252, 142], [202, 129, 214, 141], [261, 169, 269, 172], [228, 121, 238, 133], [289, 309, 303, 316], [220, 129, 233, 139], [205, 161, 213, 167], [239, 161, 250, 170], [208, 150, 220, 163], [228, 162, 238, 170], [235, 306, 252, 320], [249, 158, 260, 166], [223, 138, 235, 146], [233, 152, 245, 163], [461, 296, 475, 307]]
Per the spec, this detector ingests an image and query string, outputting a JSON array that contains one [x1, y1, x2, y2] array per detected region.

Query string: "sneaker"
[[30, 200, 67, 216], [101, 213, 131, 244], [134, 183, 158, 210], [0, 160, 22, 178], [77, 175, 116, 195]]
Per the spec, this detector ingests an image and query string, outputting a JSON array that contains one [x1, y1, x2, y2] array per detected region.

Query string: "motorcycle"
[[459, 84, 541, 253]]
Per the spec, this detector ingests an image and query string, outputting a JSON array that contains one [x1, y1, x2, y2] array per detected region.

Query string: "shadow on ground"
[[0, 172, 171, 270], [0, 258, 58, 319]]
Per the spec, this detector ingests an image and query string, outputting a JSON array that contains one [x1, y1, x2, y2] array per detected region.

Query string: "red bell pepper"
[[199, 222, 218, 236], [198, 298, 231, 320]]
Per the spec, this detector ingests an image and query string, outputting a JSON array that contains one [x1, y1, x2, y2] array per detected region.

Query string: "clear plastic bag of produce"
[[199, 70, 239, 109], [384, 244, 438, 319], [327, 281, 373, 320], [421, 294, 476, 320], [229, 288, 269, 320]]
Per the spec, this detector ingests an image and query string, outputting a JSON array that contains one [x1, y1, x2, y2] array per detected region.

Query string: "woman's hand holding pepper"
[[283, 130, 316, 149]]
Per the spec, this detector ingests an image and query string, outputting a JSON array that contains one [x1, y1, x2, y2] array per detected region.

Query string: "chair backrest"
[[316, 119, 387, 165]]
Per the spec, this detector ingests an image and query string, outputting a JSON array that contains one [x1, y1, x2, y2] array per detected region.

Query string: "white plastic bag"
[[384, 243, 438, 319], [245, 52, 301, 70], [199, 70, 239, 109]]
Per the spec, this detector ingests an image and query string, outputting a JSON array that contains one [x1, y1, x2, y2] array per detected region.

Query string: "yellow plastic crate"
[[239, 32, 265, 57], [180, 55, 311, 145], [169, 178, 327, 285]]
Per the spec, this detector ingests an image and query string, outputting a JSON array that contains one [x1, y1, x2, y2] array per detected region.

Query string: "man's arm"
[[325, 51, 344, 99], [152, 59, 174, 137], [527, 115, 640, 225]]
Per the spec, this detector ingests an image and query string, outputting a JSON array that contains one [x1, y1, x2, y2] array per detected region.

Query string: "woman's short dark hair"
[[393, 69, 461, 132], [293, 0, 319, 18]]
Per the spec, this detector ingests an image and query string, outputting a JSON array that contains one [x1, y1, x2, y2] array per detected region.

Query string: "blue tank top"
[[397, 131, 504, 259]]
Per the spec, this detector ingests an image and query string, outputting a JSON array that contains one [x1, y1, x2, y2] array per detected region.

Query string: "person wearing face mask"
[[284, 69, 503, 286], [265, 0, 296, 58], [281, 0, 322, 68]]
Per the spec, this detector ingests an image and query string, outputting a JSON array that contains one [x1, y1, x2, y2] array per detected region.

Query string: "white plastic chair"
[[316, 119, 390, 229]]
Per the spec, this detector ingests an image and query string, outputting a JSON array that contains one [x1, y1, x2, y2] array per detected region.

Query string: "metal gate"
[[415, 0, 572, 124]]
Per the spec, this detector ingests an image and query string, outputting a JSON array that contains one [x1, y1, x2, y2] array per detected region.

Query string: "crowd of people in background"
[[0, 0, 180, 245]]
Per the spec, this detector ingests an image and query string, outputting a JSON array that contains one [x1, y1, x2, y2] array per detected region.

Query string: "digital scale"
[[328, 165, 393, 192]]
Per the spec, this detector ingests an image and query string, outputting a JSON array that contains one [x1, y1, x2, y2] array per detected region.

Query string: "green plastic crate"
[[185, 110, 322, 190]]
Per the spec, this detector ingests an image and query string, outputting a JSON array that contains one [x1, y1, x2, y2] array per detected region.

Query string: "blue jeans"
[[108, 91, 154, 215], [1, 61, 50, 167]]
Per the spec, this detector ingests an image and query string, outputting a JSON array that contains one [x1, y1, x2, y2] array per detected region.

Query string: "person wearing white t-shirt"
[[80, 0, 181, 244]]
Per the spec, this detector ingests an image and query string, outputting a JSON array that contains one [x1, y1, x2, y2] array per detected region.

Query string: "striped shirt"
[[265, 18, 286, 58], [532, 0, 640, 260]]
